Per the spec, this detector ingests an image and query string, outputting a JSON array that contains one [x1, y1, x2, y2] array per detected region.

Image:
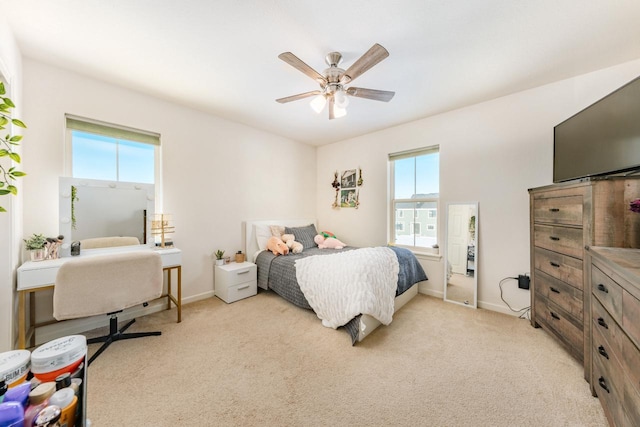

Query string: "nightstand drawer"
[[216, 280, 257, 304], [216, 263, 257, 287]]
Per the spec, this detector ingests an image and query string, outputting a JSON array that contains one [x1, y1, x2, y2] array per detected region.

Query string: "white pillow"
[[255, 224, 275, 250]]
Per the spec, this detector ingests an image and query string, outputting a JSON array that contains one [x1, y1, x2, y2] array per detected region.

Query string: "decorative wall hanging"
[[331, 167, 364, 209]]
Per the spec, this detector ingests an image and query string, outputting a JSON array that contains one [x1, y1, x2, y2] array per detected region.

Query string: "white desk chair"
[[54, 251, 163, 365]]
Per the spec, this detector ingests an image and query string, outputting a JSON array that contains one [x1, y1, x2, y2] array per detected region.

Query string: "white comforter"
[[295, 247, 400, 329]]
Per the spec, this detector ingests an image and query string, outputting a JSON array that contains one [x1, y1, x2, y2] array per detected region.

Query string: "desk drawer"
[[533, 195, 583, 226], [216, 280, 257, 304], [533, 224, 583, 259]]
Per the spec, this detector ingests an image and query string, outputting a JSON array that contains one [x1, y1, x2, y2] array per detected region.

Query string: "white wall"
[[317, 58, 640, 315], [20, 58, 316, 341], [0, 16, 23, 351]]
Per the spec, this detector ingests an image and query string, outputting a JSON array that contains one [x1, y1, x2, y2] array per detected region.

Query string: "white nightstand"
[[214, 261, 257, 303]]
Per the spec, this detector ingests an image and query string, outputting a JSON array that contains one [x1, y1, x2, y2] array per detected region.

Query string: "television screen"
[[553, 75, 640, 183]]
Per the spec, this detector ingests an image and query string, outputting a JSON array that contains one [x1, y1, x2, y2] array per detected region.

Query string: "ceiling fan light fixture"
[[334, 105, 347, 118], [334, 89, 349, 109], [310, 94, 327, 113]]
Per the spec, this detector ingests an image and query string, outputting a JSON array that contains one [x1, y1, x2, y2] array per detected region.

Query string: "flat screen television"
[[553, 75, 640, 183]]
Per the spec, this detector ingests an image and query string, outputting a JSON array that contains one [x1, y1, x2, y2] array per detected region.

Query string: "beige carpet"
[[84, 292, 606, 426]]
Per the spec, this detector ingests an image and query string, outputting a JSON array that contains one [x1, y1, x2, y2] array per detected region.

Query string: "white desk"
[[16, 246, 182, 349]]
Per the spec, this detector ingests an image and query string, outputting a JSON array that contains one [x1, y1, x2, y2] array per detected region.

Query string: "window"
[[65, 115, 160, 184], [389, 146, 439, 251]]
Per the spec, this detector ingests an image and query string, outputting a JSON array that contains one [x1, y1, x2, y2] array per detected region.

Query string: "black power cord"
[[499, 277, 531, 320]]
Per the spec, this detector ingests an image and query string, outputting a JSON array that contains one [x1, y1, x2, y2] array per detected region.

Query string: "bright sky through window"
[[72, 131, 154, 183]]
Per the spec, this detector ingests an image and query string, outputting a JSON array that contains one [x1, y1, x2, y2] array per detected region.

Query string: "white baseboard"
[[418, 288, 529, 319], [35, 290, 215, 346]]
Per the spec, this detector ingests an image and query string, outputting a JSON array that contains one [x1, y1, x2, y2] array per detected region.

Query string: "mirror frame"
[[58, 177, 155, 255], [444, 201, 478, 308]]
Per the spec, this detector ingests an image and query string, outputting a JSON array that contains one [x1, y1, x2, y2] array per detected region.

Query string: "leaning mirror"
[[59, 177, 155, 255], [444, 202, 478, 308]]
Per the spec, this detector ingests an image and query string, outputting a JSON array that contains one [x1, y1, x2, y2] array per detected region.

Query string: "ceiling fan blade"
[[276, 90, 322, 104], [278, 52, 327, 85], [328, 97, 335, 120], [340, 44, 389, 84], [346, 87, 395, 102]]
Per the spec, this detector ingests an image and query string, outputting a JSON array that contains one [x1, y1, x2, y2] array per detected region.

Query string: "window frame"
[[388, 146, 439, 254], [63, 115, 161, 187]]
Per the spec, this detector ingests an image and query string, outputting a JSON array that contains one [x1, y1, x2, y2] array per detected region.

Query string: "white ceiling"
[[3, 1, 640, 146]]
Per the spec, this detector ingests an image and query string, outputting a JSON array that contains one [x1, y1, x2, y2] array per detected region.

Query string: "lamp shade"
[[310, 95, 327, 113], [334, 89, 349, 109]]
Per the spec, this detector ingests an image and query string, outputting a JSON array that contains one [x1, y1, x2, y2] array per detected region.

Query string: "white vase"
[[29, 248, 46, 262], [215, 259, 224, 266]]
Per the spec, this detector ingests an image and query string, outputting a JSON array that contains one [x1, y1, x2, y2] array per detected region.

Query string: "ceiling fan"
[[276, 43, 395, 120]]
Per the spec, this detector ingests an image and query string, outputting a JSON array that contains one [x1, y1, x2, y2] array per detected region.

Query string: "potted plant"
[[0, 81, 27, 213], [24, 233, 47, 261], [214, 249, 225, 266]]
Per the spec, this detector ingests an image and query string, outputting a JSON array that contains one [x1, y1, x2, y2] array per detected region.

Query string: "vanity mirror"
[[59, 177, 155, 253], [444, 202, 478, 308]]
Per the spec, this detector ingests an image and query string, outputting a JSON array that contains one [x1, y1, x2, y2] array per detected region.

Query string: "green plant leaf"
[[9, 152, 20, 162], [9, 135, 22, 142], [11, 119, 26, 128], [0, 189, 11, 196], [2, 97, 15, 108], [7, 185, 17, 195], [11, 170, 26, 177], [0, 104, 8, 112], [0, 82, 5, 95], [0, 116, 7, 126], [0, 149, 8, 157], [0, 206, 6, 213]]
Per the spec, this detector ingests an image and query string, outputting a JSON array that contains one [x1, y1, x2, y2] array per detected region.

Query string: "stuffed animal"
[[266, 236, 289, 256], [281, 234, 303, 254], [314, 234, 347, 249]]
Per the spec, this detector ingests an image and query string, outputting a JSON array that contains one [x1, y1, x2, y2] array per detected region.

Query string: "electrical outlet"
[[518, 274, 530, 290]]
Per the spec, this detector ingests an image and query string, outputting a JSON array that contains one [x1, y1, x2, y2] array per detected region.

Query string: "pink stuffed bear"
[[314, 234, 346, 249], [267, 236, 289, 256]]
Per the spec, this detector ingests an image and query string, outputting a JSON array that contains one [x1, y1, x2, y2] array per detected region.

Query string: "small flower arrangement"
[[630, 199, 640, 213]]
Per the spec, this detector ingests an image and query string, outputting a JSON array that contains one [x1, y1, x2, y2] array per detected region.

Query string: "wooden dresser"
[[587, 247, 640, 427], [529, 177, 640, 383]]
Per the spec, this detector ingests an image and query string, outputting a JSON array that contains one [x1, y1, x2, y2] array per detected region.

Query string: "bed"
[[244, 219, 428, 344]]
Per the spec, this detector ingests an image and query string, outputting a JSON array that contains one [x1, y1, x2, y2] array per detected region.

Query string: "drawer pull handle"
[[597, 345, 609, 360], [236, 269, 250, 275], [549, 287, 560, 294], [597, 284, 608, 294], [598, 377, 610, 394], [549, 236, 560, 241], [549, 208, 560, 212], [237, 285, 250, 291], [597, 317, 609, 329], [550, 311, 560, 320], [549, 261, 560, 268]]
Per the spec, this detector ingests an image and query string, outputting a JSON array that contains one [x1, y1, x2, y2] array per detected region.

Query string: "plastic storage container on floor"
[[31, 335, 87, 382], [0, 350, 31, 388]]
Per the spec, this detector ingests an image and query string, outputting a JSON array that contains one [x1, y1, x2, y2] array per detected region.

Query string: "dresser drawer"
[[533, 195, 583, 226], [624, 377, 640, 427], [622, 332, 640, 406], [535, 294, 583, 357], [591, 298, 625, 360], [215, 263, 257, 287], [216, 280, 257, 304], [534, 247, 583, 290], [535, 270, 583, 320], [533, 224, 584, 259], [623, 289, 640, 349], [592, 343, 624, 426], [591, 265, 623, 324]]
